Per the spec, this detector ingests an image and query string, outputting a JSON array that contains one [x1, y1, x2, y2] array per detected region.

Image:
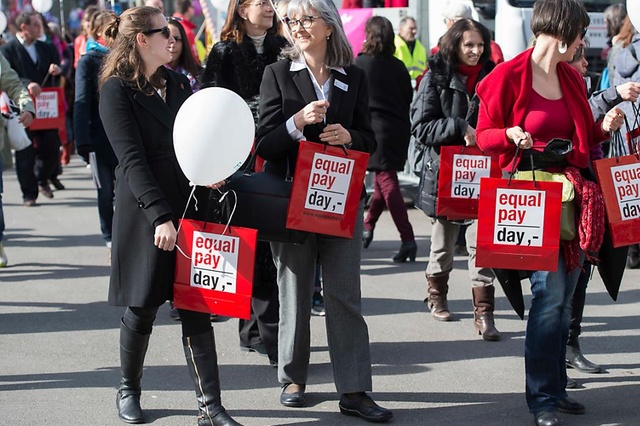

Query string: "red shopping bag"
[[476, 177, 563, 272], [29, 87, 66, 132], [173, 219, 257, 320], [286, 141, 369, 238], [436, 145, 502, 220], [593, 154, 640, 247]]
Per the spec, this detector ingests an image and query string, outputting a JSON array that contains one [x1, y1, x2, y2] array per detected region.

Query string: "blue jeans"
[[525, 252, 583, 413], [0, 159, 4, 242]]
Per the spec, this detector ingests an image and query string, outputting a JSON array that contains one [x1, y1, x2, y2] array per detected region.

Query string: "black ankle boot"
[[184, 330, 243, 426], [362, 229, 374, 249], [116, 320, 150, 424], [393, 240, 417, 262]]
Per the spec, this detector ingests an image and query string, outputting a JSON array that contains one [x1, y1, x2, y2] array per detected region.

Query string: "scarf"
[[561, 167, 605, 271], [85, 37, 109, 54], [457, 63, 483, 95]]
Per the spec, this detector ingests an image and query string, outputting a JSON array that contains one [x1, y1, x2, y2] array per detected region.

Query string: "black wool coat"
[[201, 34, 287, 100], [354, 53, 413, 171], [99, 70, 207, 307]]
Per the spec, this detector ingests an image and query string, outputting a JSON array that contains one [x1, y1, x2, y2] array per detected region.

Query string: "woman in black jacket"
[[201, 0, 287, 367], [74, 10, 118, 251], [98, 7, 240, 425], [411, 18, 500, 340], [355, 16, 416, 262]]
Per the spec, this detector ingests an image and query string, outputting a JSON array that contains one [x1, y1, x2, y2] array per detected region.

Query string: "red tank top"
[[524, 90, 574, 151]]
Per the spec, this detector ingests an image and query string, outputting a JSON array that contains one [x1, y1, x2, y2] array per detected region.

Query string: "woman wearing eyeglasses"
[[201, 0, 287, 368], [476, 1, 623, 425], [256, 0, 392, 422], [98, 7, 241, 426]]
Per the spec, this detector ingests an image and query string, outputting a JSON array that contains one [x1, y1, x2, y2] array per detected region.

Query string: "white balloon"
[[31, 0, 53, 13], [173, 87, 255, 186], [0, 11, 7, 34], [629, 0, 640, 34], [211, 0, 229, 11]]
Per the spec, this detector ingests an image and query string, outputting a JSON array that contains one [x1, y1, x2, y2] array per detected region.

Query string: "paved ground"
[[1, 158, 639, 426]]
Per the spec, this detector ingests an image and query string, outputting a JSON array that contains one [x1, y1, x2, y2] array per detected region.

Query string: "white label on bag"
[[494, 188, 545, 247], [190, 231, 239, 293], [451, 154, 492, 199], [35, 91, 58, 119], [610, 163, 640, 220], [305, 152, 355, 215]]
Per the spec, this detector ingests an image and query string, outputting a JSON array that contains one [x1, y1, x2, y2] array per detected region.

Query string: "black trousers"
[[29, 129, 61, 185], [14, 144, 38, 201], [238, 241, 279, 358]]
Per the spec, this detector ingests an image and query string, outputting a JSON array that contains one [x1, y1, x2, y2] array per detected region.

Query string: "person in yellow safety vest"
[[394, 16, 427, 85]]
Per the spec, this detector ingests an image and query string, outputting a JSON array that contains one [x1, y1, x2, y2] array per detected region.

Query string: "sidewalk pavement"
[[0, 158, 639, 426]]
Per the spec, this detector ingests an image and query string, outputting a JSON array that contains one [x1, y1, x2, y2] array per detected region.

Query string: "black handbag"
[[224, 149, 307, 244]]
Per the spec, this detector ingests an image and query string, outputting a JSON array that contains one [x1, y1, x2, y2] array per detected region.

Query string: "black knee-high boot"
[[183, 330, 242, 426], [117, 319, 150, 424]]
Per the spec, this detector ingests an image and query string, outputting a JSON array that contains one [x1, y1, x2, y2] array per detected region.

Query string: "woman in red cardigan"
[[476, 1, 623, 426]]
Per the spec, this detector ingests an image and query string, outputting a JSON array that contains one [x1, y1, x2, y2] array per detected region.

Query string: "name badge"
[[334, 79, 348, 92]]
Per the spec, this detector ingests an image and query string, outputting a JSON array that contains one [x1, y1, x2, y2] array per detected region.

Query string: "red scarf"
[[457, 63, 483, 95]]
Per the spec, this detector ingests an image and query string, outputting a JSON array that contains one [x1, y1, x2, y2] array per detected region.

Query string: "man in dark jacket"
[[1, 11, 62, 203]]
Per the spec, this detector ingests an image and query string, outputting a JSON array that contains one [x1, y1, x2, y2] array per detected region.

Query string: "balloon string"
[[175, 183, 198, 260]]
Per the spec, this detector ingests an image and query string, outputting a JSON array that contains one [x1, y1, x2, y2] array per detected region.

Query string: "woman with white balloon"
[[98, 7, 241, 426], [256, 0, 392, 421], [200, 0, 288, 367]]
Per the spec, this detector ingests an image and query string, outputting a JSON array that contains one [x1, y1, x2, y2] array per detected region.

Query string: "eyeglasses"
[[580, 27, 587, 40], [286, 15, 322, 30], [143, 26, 171, 39], [248, 0, 271, 7]]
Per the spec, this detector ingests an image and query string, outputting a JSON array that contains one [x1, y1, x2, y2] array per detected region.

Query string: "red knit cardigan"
[[475, 48, 608, 171]]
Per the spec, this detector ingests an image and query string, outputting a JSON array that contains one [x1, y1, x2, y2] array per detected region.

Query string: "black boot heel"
[[393, 241, 417, 262]]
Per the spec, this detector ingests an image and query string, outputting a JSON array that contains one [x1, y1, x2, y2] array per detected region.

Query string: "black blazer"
[[256, 59, 376, 178], [0, 38, 60, 87], [99, 69, 206, 307]]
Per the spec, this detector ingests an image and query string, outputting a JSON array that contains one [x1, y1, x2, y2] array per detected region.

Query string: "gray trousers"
[[270, 202, 372, 394], [425, 218, 494, 286]]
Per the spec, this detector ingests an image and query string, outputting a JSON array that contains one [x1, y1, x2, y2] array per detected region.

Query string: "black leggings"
[[123, 306, 211, 337]]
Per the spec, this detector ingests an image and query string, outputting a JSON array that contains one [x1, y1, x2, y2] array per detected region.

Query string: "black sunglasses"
[[143, 26, 171, 39]]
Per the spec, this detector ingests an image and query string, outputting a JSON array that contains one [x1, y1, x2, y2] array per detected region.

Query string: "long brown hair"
[[219, 0, 278, 43], [99, 6, 166, 94]]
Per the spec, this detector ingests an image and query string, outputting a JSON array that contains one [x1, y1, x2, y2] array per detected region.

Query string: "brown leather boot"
[[472, 286, 500, 341], [425, 274, 452, 321]]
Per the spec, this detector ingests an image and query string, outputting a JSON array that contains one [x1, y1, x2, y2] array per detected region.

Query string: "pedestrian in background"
[[74, 10, 119, 252], [411, 18, 499, 340], [0, 53, 35, 267], [201, 0, 287, 368], [355, 15, 416, 263]]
